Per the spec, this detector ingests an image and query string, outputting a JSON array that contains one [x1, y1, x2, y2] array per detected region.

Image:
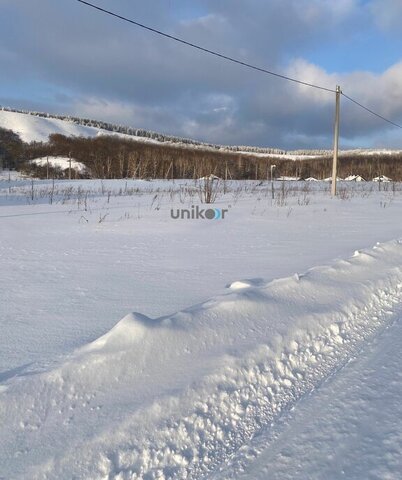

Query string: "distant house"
[[372, 175, 391, 182], [344, 175, 366, 182], [277, 176, 302, 181], [304, 177, 319, 182], [323, 176, 343, 182], [29, 156, 87, 174], [198, 174, 221, 181]]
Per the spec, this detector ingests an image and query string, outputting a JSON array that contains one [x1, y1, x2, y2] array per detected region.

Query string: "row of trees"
[[1, 107, 401, 180], [0, 106, 335, 155], [0, 127, 24, 169], [17, 133, 402, 181]]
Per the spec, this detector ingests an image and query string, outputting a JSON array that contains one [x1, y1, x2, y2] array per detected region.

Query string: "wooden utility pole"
[[331, 85, 341, 196], [68, 152, 72, 180], [271, 164, 276, 200]]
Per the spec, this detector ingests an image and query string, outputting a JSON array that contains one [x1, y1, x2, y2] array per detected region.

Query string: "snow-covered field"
[[1, 175, 402, 479]]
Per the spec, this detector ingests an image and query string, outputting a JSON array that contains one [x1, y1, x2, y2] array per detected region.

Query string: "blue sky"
[[1, 0, 402, 148], [306, 32, 402, 74]]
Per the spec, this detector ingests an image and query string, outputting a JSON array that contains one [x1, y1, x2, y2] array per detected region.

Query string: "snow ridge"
[[1, 241, 402, 479], [91, 255, 402, 480]]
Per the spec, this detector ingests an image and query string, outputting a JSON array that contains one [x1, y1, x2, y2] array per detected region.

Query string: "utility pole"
[[271, 164, 276, 200], [331, 85, 341, 196], [69, 152, 72, 180]]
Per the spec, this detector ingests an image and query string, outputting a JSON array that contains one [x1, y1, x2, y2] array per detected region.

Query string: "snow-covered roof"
[[30, 156, 86, 173], [198, 174, 221, 181], [323, 176, 343, 182], [372, 175, 391, 182], [277, 176, 302, 181], [344, 175, 366, 182]]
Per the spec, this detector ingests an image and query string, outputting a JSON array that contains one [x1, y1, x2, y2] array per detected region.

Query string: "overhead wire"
[[341, 92, 402, 129], [76, 0, 402, 130], [75, 0, 335, 93]]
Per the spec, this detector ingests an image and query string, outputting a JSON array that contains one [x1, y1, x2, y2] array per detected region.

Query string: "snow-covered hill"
[[0, 110, 101, 143], [1, 108, 401, 159]]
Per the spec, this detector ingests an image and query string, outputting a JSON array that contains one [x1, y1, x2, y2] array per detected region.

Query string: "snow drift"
[[1, 240, 402, 479]]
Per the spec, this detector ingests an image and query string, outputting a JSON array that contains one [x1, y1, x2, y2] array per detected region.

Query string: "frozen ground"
[[0, 176, 402, 479]]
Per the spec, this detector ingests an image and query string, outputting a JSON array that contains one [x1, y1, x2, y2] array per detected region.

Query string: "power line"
[[75, 0, 335, 93], [341, 92, 402, 129], [75, 0, 402, 132]]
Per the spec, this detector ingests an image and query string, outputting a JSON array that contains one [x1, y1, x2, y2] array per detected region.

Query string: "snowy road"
[[215, 309, 402, 480]]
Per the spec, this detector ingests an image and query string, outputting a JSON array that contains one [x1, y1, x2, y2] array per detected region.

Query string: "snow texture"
[[1, 239, 402, 479], [0, 110, 101, 143], [1, 177, 402, 479]]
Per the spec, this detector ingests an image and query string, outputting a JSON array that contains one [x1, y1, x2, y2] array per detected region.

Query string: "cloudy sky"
[[1, 0, 402, 148]]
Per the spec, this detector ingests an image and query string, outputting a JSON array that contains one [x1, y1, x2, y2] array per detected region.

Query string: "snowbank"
[[1, 240, 402, 479]]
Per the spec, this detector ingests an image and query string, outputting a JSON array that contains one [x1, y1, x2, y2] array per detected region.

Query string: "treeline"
[[0, 127, 24, 169], [17, 133, 402, 181], [296, 154, 402, 181], [0, 106, 332, 155]]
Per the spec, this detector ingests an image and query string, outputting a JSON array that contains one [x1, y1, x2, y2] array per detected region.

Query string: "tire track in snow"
[[211, 303, 402, 479]]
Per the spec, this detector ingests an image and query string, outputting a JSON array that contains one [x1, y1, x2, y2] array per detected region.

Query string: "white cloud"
[[300, 0, 358, 23], [70, 98, 136, 125], [1, 0, 401, 148], [281, 58, 402, 142], [370, 0, 402, 33], [285, 59, 338, 104]]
